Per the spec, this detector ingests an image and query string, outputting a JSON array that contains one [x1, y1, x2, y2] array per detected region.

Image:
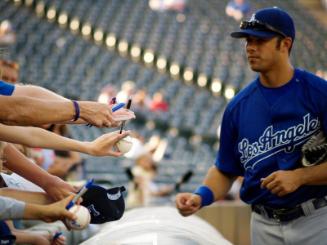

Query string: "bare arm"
[[3, 144, 77, 201], [1, 95, 135, 127], [176, 166, 236, 216], [0, 124, 130, 157], [0, 123, 86, 151], [48, 159, 77, 178], [4, 143, 65, 189], [0, 96, 75, 126], [13, 84, 88, 124], [12, 85, 136, 127], [0, 188, 51, 204], [203, 166, 236, 201], [295, 163, 327, 185], [23, 194, 76, 223], [48, 152, 82, 178], [0, 192, 75, 222], [10, 229, 53, 245], [13, 84, 69, 101]]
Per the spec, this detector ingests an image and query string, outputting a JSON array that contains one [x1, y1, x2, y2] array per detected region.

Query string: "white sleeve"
[[0, 196, 25, 219]]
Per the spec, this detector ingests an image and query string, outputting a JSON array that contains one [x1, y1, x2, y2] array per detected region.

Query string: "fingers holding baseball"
[[89, 130, 132, 157], [176, 193, 201, 216], [41, 194, 77, 223]]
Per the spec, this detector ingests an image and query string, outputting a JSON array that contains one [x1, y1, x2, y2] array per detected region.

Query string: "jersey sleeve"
[[0, 196, 25, 220], [215, 106, 244, 176], [0, 80, 15, 96]]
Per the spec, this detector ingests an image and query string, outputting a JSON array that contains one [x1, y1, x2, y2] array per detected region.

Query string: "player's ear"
[[282, 37, 292, 54]]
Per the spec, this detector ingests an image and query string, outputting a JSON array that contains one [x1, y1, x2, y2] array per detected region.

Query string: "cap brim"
[[231, 29, 277, 39]]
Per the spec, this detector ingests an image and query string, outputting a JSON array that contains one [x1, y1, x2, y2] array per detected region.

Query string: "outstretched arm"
[[0, 194, 76, 222], [0, 96, 76, 126], [0, 124, 130, 157], [3, 144, 77, 201], [12, 84, 135, 127], [23, 194, 77, 223], [0, 188, 51, 204], [13, 84, 69, 101]]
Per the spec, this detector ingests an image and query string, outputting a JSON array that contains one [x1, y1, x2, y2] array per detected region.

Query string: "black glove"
[[302, 131, 327, 167]]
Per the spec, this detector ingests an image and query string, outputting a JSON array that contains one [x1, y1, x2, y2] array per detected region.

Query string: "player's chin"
[[249, 64, 264, 73]]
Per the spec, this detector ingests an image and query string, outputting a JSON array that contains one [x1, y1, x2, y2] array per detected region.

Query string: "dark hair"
[[276, 35, 293, 55]]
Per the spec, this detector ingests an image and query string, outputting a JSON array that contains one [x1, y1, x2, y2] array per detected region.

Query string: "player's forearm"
[[203, 166, 236, 201], [0, 188, 51, 204], [295, 162, 327, 185]]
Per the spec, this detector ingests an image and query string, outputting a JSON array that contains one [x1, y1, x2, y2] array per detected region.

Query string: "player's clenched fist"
[[175, 193, 201, 216]]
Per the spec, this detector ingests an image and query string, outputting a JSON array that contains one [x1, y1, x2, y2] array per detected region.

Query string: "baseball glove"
[[302, 131, 327, 167]]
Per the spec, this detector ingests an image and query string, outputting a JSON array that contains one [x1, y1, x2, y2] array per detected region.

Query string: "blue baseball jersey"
[[216, 68, 327, 208], [0, 80, 15, 96]]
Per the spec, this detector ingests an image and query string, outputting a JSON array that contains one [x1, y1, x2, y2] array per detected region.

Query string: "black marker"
[[119, 98, 132, 134]]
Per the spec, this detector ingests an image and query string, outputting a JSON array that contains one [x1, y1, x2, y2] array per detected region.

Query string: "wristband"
[[71, 100, 80, 121], [194, 186, 214, 207]]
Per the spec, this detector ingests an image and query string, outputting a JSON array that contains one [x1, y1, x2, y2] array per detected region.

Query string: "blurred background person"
[[149, 91, 169, 113], [133, 88, 151, 110], [116, 80, 136, 103], [149, 0, 188, 12], [0, 20, 16, 46], [97, 84, 117, 105], [126, 152, 174, 208], [225, 0, 251, 21], [0, 59, 19, 83]]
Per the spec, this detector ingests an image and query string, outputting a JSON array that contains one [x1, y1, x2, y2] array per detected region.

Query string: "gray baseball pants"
[[251, 205, 327, 245]]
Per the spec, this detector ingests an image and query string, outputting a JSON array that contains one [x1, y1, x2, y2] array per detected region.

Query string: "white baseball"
[[66, 205, 91, 230], [116, 136, 133, 154]]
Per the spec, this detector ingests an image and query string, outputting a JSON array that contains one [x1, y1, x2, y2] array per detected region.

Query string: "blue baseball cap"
[[231, 7, 295, 40], [81, 185, 126, 224]]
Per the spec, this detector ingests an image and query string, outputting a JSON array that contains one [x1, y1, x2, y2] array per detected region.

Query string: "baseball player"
[[176, 7, 327, 245]]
